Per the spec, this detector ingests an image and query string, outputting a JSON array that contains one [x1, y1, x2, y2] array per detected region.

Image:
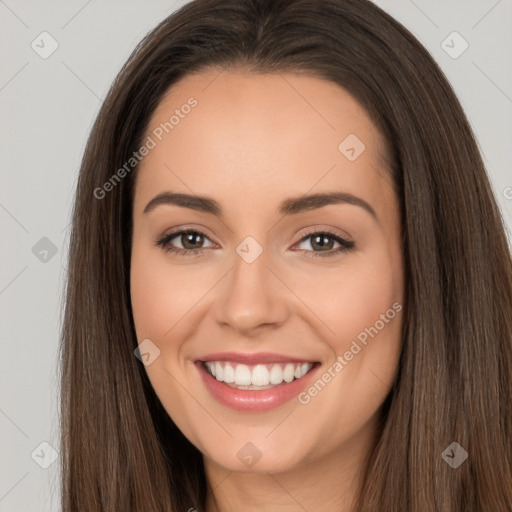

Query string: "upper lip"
[[196, 351, 318, 365]]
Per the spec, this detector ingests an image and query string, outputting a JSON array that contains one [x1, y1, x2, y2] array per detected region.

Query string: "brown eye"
[[156, 229, 215, 255], [180, 231, 206, 249], [309, 233, 336, 251], [295, 231, 355, 258]]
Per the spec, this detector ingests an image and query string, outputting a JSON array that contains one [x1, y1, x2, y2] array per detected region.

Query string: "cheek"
[[130, 244, 203, 416], [289, 250, 403, 354], [289, 246, 404, 414], [130, 253, 170, 341], [130, 243, 205, 341], [286, 254, 403, 449]]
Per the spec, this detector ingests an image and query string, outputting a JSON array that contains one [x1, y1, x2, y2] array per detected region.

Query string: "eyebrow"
[[143, 191, 377, 220]]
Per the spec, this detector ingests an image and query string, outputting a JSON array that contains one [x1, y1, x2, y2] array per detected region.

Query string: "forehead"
[[134, 69, 393, 216]]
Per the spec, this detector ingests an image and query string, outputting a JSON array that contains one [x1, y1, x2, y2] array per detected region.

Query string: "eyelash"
[[156, 227, 355, 259]]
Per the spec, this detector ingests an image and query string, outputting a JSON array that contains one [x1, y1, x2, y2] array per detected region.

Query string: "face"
[[130, 69, 404, 476]]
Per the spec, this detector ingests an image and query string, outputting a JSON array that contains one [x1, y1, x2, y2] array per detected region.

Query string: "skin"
[[130, 69, 404, 512]]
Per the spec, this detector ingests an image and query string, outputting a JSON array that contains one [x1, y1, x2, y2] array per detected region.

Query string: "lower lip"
[[196, 361, 320, 412]]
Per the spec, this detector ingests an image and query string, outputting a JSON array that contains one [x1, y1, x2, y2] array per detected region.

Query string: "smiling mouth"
[[201, 360, 317, 390]]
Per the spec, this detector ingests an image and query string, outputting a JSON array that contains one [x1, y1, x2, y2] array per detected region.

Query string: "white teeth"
[[223, 362, 235, 383], [269, 365, 284, 385], [251, 365, 269, 386], [203, 361, 314, 387], [205, 361, 216, 376], [215, 362, 223, 381], [283, 363, 295, 383], [234, 364, 252, 385]]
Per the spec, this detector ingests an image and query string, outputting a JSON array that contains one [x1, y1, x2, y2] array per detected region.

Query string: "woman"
[[60, 0, 512, 510]]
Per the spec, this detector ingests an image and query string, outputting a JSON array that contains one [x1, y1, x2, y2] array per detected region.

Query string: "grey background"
[[1, 0, 511, 510]]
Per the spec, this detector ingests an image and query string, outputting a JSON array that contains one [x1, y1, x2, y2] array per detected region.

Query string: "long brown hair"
[[60, 0, 512, 510]]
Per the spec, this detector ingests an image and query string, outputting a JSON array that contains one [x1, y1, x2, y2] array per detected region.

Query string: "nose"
[[213, 244, 290, 336]]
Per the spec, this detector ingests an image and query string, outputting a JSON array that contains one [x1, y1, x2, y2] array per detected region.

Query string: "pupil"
[[312, 234, 333, 250], [184, 232, 203, 249]]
